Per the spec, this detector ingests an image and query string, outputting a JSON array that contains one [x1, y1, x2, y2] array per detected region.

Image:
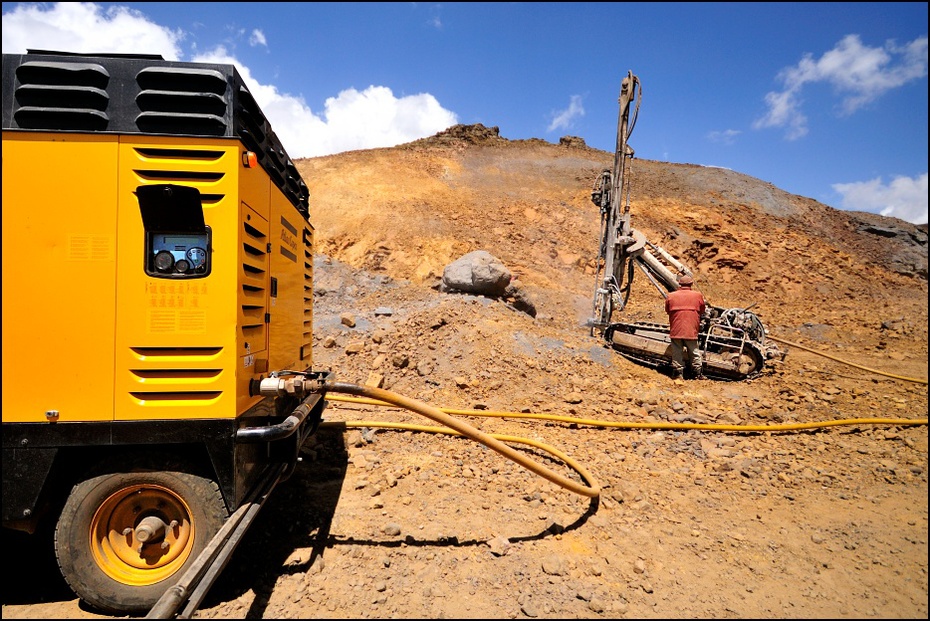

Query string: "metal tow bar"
[[146, 389, 325, 618], [145, 462, 286, 619]]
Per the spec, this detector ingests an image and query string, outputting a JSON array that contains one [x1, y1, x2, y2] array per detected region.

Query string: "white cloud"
[[756, 89, 809, 140], [249, 29, 267, 48], [754, 34, 929, 140], [833, 173, 928, 225], [426, 4, 443, 29], [706, 129, 741, 145], [1, 2, 184, 59], [1, 2, 458, 157], [548, 95, 585, 132], [192, 48, 457, 157]]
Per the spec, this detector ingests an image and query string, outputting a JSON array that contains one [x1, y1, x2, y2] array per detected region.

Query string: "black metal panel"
[[1, 418, 238, 522], [137, 184, 206, 233], [1, 446, 57, 523], [2, 51, 309, 215], [1, 418, 234, 449], [16, 83, 108, 108]]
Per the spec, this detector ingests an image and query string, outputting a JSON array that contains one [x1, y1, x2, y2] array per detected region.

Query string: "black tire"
[[54, 455, 227, 615]]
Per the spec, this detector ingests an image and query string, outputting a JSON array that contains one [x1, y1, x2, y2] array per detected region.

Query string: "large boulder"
[[442, 250, 512, 296]]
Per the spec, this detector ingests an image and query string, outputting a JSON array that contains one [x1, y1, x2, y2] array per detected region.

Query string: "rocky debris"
[[439, 251, 538, 317], [558, 135, 587, 148], [486, 535, 512, 556], [405, 122, 505, 148], [441, 249, 512, 296], [843, 211, 927, 279], [504, 279, 537, 318], [6, 122, 927, 621], [284, 134, 926, 620]]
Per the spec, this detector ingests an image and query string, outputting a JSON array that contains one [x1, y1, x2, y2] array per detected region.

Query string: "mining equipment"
[[588, 71, 784, 379], [2, 50, 328, 615]]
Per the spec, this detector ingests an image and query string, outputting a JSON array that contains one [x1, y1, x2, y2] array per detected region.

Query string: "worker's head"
[[677, 274, 694, 287]]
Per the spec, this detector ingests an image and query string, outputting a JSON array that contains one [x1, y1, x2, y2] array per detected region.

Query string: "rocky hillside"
[[3, 124, 926, 620], [298, 123, 927, 356]]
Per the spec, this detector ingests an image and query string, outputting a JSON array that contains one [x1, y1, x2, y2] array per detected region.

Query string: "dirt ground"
[[3, 125, 927, 619]]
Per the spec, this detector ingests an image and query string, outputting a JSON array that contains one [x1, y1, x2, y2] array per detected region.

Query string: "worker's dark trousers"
[[670, 338, 702, 376]]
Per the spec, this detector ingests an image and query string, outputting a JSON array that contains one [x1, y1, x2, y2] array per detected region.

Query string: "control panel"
[[150, 233, 210, 276], [137, 184, 211, 279]]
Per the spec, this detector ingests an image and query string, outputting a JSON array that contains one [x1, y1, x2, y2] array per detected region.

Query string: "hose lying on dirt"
[[768, 335, 928, 385], [319, 338, 927, 498], [321, 380, 600, 499], [325, 393, 928, 432]]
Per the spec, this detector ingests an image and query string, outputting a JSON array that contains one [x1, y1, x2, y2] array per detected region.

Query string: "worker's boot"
[[672, 367, 684, 380], [691, 367, 705, 380]]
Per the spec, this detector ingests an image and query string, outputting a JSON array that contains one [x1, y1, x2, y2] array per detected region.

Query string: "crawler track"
[[605, 321, 766, 381]]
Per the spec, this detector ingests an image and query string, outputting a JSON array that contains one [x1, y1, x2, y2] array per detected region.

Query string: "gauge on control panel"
[[175, 259, 191, 273], [186, 247, 207, 270], [154, 250, 175, 272]]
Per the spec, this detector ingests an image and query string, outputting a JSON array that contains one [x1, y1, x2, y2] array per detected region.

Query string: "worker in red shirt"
[[665, 274, 707, 380]]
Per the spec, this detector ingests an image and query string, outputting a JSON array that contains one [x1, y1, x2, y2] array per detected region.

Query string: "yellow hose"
[[322, 381, 599, 498], [769, 335, 927, 385], [325, 394, 927, 432], [318, 334, 927, 499], [319, 419, 599, 495]]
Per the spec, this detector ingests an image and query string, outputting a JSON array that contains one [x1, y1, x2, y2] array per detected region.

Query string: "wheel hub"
[[90, 484, 195, 586]]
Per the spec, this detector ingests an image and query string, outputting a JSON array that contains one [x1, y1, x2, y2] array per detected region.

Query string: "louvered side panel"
[[11, 60, 110, 131], [135, 66, 228, 136], [239, 204, 269, 364], [125, 347, 225, 407], [302, 224, 314, 365], [128, 142, 229, 203]]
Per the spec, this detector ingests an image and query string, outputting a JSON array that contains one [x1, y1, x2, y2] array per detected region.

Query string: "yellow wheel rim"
[[89, 483, 196, 586]]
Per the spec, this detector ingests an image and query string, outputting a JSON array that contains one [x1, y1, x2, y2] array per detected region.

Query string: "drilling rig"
[[588, 70, 784, 380]]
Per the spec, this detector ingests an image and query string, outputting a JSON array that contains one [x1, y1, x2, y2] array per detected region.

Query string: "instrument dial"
[[186, 247, 207, 270], [154, 250, 175, 272]]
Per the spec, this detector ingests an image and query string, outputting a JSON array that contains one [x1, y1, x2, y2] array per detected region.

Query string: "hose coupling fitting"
[[254, 375, 325, 398]]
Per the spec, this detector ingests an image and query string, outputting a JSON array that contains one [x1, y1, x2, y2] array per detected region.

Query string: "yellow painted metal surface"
[[3, 131, 312, 424], [2, 132, 119, 423], [113, 137, 240, 420], [268, 190, 307, 372]]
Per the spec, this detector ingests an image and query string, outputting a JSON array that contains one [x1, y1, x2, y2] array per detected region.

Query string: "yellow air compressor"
[[1, 50, 327, 614]]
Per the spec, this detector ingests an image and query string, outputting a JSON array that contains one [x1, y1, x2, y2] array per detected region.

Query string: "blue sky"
[[3, 2, 927, 224]]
